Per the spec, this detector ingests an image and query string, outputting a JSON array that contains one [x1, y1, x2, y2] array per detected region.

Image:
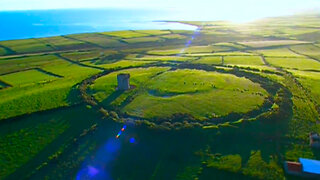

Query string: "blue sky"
[[1, 0, 319, 21]]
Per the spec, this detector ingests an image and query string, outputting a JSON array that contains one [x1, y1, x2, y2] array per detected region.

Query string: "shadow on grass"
[[0, 80, 11, 89], [66, 84, 83, 105], [101, 90, 124, 107]]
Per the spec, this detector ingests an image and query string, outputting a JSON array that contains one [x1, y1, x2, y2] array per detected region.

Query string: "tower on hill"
[[117, 73, 130, 90]]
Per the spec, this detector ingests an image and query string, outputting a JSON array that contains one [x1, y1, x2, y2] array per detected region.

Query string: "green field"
[[238, 40, 307, 48], [0, 69, 59, 87], [38, 36, 85, 49], [91, 68, 267, 120], [60, 51, 102, 61], [224, 56, 264, 66], [266, 57, 320, 70], [185, 45, 232, 53], [147, 49, 182, 55], [0, 55, 101, 120], [123, 69, 267, 119], [290, 44, 320, 59], [289, 70, 320, 103], [135, 30, 171, 35], [1, 14, 320, 180], [66, 33, 124, 47], [193, 56, 222, 65], [0, 47, 7, 55], [131, 55, 194, 61], [255, 48, 303, 57], [102, 30, 150, 38], [123, 37, 162, 43], [83, 60, 155, 69], [212, 51, 253, 56], [161, 34, 186, 39], [0, 39, 53, 53], [0, 55, 62, 74], [213, 42, 247, 49]]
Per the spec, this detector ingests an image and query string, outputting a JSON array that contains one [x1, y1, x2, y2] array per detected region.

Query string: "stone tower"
[[117, 73, 130, 90]]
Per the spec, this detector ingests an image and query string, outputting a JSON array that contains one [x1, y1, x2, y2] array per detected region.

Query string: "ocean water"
[[0, 8, 197, 41]]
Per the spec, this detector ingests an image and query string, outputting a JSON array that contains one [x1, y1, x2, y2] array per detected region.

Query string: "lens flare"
[[115, 125, 127, 139], [129, 137, 136, 144], [88, 166, 99, 177], [76, 138, 120, 180], [177, 25, 203, 56]]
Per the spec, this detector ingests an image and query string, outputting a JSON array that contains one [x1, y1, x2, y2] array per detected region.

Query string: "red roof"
[[287, 162, 302, 173]]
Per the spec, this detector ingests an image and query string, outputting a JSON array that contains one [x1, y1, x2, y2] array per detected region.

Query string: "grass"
[[285, 144, 314, 161], [123, 90, 265, 119], [184, 45, 232, 54], [38, 36, 85, 49], [289, 70, 320, 103], [0, 82, 72, 120], [135, 30, 171, 35], [91, 67, 170, 103], [224, 56, 264, 66], [41, 59, 101, 77], [0, 57, 101, 120], [202, 30, 229, 35], [123, 69, 267, 119], [192, 56, 222, 65], [0, 47, 7, 56], [238, 40, 307, 48], [101, 30, 149, 38], [60, 51, 102, 62], [0, 39, 53, 53], [242, 151, 284, 180], [0, 118, 69, 179], [0, 105, 98, 180], [123, 37, 162, 43], [147, 49, 182, 55], [255, 48, 302, 57], [211, 51, 253, 56], [295, 30, 320, 41], [170, 30, 195, 34], [84, 60, 155, 69], [161, 34, 186, 39], [90, 68, 269, 120], [132, 55, 194, 62], [184, 52, 253, 57], [207, 154, 242, 173], [290, 44, 320, 60], [66, 34, 123, 47], [266, 57, 320, 70], [213, 42, 247, 49], [184, 46, 216, 53], [0, 69, 59, 87], [0, 55, 61, 74]]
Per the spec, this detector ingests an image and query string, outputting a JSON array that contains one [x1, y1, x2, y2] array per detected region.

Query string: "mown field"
[[0, 14, 320, 180]]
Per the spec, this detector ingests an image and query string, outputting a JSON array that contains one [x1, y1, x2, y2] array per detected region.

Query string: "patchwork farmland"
[[0, 14, 320, 180]]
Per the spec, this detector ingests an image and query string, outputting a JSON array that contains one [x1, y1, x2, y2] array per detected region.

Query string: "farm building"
[[285, 158, 320, 178], [117, 73, 130, 90]]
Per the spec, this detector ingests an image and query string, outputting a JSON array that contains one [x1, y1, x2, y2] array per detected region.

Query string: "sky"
[[0, 0, 319, 21]]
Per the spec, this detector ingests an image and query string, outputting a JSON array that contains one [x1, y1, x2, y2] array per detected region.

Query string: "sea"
[[0, 8, 198, 41]]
